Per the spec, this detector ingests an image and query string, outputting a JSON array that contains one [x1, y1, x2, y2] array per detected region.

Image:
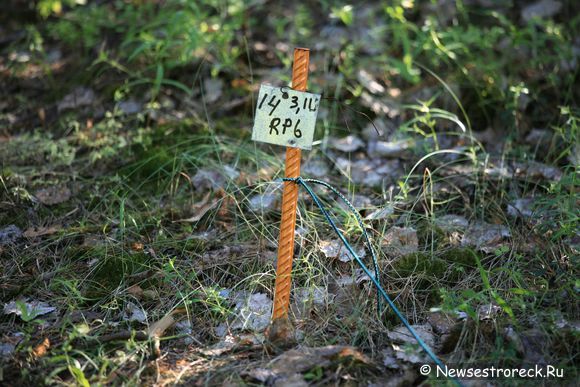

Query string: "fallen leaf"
[[192, 166, 239, 191], [365, 205, 395, 221], [335, 268, 371, 286], [382, 227, 418, 256], [147, 309, 184, 338], [507, 198, 534, 218], [203, 78, 223, 104], [0, 225, 22, 246], [302, 159, 329, 178], [32, 337, 50, 358], [434, 215, 469, 232], [291, 286, 332, 318], [461, 222, 510, 252], [387, 324, 436, 349], [270, 345, 371, 375], [477, 303, 501, 321], [319, 239, 366, 262], [357, 69, 385, 94], [23, 225, 61, 238], [330, 135, 365, 153], [58, 87, 96, 112], [35, 185, 71, 206], [367, 139, 413, 158], [124, 301, 147, 323], [230, 293, 272, 332], [3, 300, 56, 320], [174, 192, 220, 223]]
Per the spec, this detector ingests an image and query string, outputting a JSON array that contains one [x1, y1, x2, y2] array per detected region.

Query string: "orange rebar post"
[[271, 48, 310, 325]]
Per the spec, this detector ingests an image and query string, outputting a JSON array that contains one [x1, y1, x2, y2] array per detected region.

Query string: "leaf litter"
[[3, 300, 57, 320], [319, 239, 366, 262]]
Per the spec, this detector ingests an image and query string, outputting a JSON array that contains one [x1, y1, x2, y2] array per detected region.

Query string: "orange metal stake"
[[271, 48, 310, 327]]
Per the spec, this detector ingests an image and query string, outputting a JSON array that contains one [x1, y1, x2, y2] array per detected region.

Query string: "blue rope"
[[282, 176, 462, 387]]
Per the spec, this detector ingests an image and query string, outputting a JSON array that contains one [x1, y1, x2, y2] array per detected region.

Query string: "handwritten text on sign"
[[252, 84, 320, 150]]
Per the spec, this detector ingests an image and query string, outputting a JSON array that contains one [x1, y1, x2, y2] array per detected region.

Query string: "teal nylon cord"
[[282, 176, 462, 387], [289, 177, 382, 312]]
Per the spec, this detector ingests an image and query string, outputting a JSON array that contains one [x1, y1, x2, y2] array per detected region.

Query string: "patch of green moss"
[[392, 248, 480, 291], [129, 146, 175, 181], [416, 221, 446, 248], [442, 247, 478, 267], [84, 250, 151, 301], [394, 252, 447, 277]]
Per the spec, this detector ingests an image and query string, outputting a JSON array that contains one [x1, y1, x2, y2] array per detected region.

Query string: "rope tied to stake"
[[281, 176, 462, 387]]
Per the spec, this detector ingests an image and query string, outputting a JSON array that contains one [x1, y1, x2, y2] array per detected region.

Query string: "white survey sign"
[[252, 84, 320, 150]]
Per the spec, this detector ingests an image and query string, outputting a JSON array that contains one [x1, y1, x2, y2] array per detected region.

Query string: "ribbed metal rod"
[[271, 48, 310, 320]]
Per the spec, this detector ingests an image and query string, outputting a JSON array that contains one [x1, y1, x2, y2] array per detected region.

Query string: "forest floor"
[[0, 1, 578, 386]]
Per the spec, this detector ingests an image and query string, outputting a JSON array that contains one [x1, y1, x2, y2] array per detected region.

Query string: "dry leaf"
[[35, 185, 71, 206], [3, 299, 56, 320], [58, 87, 95, 112], [382, 227, 419, 256], [330, 135, 365, 153], [147, 309, 184, 338], [32, 338, 50, 358], [174, 192, 220, 223], [319, 239, 366, 262], [23, 225, 61, 238]]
